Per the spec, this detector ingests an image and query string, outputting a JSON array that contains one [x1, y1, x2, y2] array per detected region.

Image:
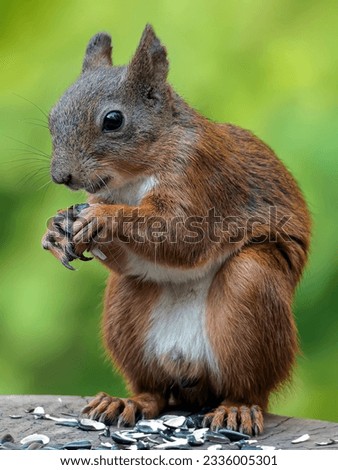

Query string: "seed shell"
[[62, 440, 92, 450], [79, 418, 106, 431], [291, 433, 310, 444], [20, 434, 50, 445], [218, 428, 251, 441], [111, 432, 137, 445]]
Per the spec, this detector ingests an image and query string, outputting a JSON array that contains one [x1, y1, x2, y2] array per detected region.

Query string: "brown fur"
[[42, 25, 311, 435]]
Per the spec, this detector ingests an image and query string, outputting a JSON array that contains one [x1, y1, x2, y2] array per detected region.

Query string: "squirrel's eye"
[[102, 111, 124, 132]]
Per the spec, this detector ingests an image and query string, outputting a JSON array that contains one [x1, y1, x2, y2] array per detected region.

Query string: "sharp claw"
[[79, 253, 93, 261], [61, 257, 75, 271], [117, 415, 129, 428], [65, 244, 80, 260], [202, 416, 212, 428], [81, 405, 92, 415], [65, 244, 93, 262]]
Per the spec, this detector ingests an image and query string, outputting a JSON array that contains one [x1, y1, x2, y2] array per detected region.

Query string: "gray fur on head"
[[48, 24, 186, 196]]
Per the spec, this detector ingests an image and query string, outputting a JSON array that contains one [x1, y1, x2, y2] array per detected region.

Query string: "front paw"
[[42, 204, 92, 270], [72, 204, 115, 245]]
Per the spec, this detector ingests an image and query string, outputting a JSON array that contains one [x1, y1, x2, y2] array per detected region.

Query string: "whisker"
[[22, 117, 48, 125], [11, 151, 50, 161], [9, 155, 48, 161], [20, 119, 49, 130], [5, 136, 50, 157], [36, 179, 52, 192], [12, 93, 49, 120], [0, 160, 49, 169], [97, 174, 114, 198], [18, 167, 50, 186]]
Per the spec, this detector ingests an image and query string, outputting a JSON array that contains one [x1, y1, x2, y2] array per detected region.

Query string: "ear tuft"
[[82, 32, 112, 73], [128, 24, 169, 89]]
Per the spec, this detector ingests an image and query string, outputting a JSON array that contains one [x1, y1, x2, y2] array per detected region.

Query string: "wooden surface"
[[0, 395, 337, 450]]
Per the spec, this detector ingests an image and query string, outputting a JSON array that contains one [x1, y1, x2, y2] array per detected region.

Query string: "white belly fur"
[[144, 266, 219, 374]]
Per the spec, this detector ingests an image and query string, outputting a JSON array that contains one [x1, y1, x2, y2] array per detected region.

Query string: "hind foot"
[[202, 402, 263, 436], [82, 391, 166, 427]]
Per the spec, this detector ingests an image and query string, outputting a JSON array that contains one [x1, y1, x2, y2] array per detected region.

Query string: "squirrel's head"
[[49, 24, 173, 195]]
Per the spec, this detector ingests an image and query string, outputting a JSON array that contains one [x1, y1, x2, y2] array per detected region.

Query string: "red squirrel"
[[42, 25, 311, 435]]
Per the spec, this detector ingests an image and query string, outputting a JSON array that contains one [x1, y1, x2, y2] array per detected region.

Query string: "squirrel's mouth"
[[85, 176, 111, 194]]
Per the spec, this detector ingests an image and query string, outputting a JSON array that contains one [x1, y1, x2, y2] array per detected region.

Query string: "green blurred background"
[[0, 0, 337, 421]]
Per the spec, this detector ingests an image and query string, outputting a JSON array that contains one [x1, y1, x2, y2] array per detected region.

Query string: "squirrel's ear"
[[82, 33, 112, 73], [127, 24, 168, 88]]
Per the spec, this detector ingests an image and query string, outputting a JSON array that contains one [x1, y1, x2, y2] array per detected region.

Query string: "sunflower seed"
[[99, 441, 113, 448], [218, 428, 251, 441], [163, 416, 187, 429], [27, 442, 44, 450], [9, 415, 22, 419], [315, 439, 335, 446], [20, 434, 50, 445], [143, 436, 160, 445], [173, 429, 193, 438], [135, 424, 155, 434], [42, 446, 63, 450], [55, 420, 79, 428], [136, 419, 166, 433], [155, 438, 190, 449], [159, 430, 176, 442], [187, 434, 204, 446], [45, 414, 79, 425], [123, 432, 148, 440], [205, 431, 231, 444], [63, 440, 92, 450], [193, 428, 209, 440], [32, 406, 45, 416], [72, 203, 90, 215], [292, 433, 310, 444], [186, 414, 204, 428], [160, 414, 181, 421], [111, 432, 137, 445], [79, 418, 106, 431], [137, 440, 151, 450], [91, 247, 107, 260]]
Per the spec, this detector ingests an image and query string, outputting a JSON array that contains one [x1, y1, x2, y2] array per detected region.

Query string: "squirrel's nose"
[[51, 171, 72, 186], [51, 157, 74, 186]]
